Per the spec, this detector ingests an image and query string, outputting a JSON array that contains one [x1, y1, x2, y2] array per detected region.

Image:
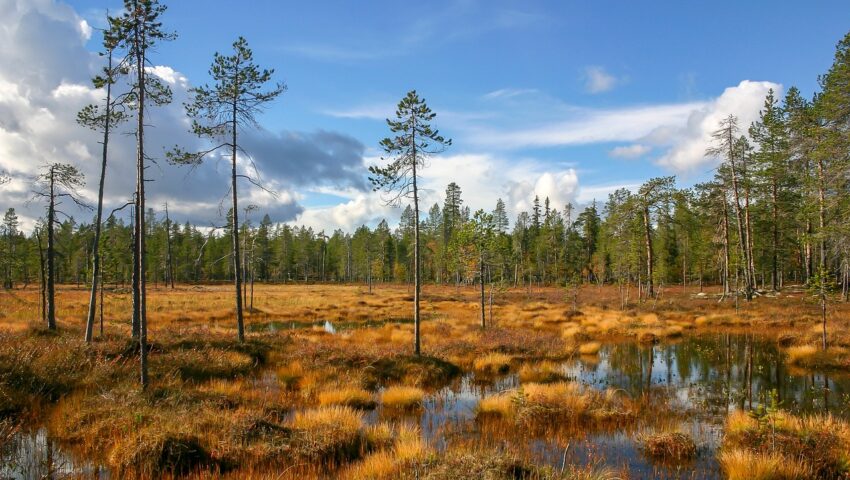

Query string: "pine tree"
[[369, 90, 451, 355], [169, 37, 285, 342]]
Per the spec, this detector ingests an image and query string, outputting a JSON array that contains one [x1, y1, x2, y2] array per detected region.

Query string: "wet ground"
[[3, 333, 847, 479]]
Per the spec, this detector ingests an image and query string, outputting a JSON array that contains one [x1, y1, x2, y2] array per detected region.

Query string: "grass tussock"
[[381, 386, 425, 410], [472, 353, 513, 374], [784, 345, 849, 369], [640, 432, 697, 463], [318, 386, 375, 409], [578, 342, 602, 355], [722, 409, 850, 479], [477, 382, 635, 426], [289, 406, 365, 461], [719, 449, 812, 480], [518, 361, 566, 384]]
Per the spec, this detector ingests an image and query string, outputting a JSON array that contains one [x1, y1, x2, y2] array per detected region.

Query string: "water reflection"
[[403, 333, 850, 479], [0, 428, 108, 479]]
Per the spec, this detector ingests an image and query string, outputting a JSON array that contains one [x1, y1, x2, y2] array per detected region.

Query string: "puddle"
[[249, 318, 414, 333], [0, 428, 109, 479], [364, 333, 850, 479]]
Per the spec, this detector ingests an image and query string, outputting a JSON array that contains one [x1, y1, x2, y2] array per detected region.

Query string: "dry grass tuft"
[[472, 353, 513, 374], [518, 361, 566, 384], [578, 341, 602, 355], [318, 387, 375, 409], [719, 449, 811, 480], [381, 386, 425, 410], [640, 432, 697, 462]]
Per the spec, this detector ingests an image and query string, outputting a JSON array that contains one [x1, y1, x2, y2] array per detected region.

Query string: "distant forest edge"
[[1, 16, 850, 299]]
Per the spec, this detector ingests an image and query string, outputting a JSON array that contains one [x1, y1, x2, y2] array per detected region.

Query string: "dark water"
[[369, 333, 850, 479], [3, 333, 847, 479], [0, 428, 108, 479]]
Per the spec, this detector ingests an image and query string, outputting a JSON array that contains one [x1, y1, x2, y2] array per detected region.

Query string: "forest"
[[1, 0, 850, 479]]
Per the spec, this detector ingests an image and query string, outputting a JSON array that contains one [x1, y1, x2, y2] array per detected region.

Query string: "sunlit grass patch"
[[318, 387, 375, 409], [722, 408, 850, 479], [640, 432, 697, 463], [578, 341, 602, 355], [472, 352, 513, 374], [289, 405, 365, 460], [381, 386, 424, 410], [719, 449, 811, 480], [784, 345, 849, 369], [518, 361, 566, 384]]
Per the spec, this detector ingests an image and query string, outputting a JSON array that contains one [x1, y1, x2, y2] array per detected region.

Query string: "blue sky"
[[1, 0, 848, 231]]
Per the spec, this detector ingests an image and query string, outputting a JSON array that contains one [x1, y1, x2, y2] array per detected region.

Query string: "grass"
[[640, 432, 697, 463], [477, 381, 635, 426], [518, 361, 566, 384], [381, 386, 425, 410], [472, 352, 513, 374], [318, 387, 376, 409], [289, 406, 365, 461], [2, 282, 850, 478], [784, 345, 850, 369], [722, 409, 850, 479], [578, 341, 602, 355], [719, 449, 812, 480]]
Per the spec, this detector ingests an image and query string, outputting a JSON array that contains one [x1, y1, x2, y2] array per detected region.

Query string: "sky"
[[1, 0, 848, 232]]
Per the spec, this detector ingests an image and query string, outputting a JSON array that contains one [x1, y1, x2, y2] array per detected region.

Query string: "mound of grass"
[[518, 361, 566, 384], [472, 353, 513, 374], [109, 432, 213, 477], [719, 449, 811, 480], [289, 406, 365, 461], [784, 345, 849, 369], [163, 348, 256, 382], [640, 432, 697, 463], [578, 342, 602, 355], [318, 387, 376, 409], [362, 355, 460, 389], [722, 409, 850, 479], [476, 382, 635, 426], [381, 386, 425, 410]]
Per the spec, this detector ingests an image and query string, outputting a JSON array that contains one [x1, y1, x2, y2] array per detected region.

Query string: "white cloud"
[[0, 0, 369, 231], [656, 80, 781, 172], [609, 144, 651, 159], [583, 66, 618, 94], [468, 101, 706, 149], [293, 153, 584, 232], [482, 88, 538, 100]]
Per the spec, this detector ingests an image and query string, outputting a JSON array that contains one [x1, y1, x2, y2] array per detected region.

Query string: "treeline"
[[2, 28, 850, 299]]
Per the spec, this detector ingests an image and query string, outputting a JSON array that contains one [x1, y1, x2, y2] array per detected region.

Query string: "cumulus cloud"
[[0, 0, 368, 230], [583, 66, 618, 94], [609, 144, 651, 159], [655, 80, 781, 171], [293, 153, 583, 232]]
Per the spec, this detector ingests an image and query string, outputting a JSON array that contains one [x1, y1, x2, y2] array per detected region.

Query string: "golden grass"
[[518, 361, 565, 384], [785, 345, 849, 369], [719, 449, 811, 480], [380, 386, 424, 410], [472, 352, 513, 374], [578, 341, 602, 355], [723, 408, 850, 479], [640, 432, 697, 462], [477, 392, 515, 416], [318, 387, 375, 409]]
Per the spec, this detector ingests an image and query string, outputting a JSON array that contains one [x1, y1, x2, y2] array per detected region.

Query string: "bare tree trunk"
[[46, 167, 56, 330], [479, 254, 485, 328], [165, 202, 174, 289], [643, 206, 654, 297], [85, 50, 114, 343], [231, 96, 245, 343], [412, 118, 421, 356]]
